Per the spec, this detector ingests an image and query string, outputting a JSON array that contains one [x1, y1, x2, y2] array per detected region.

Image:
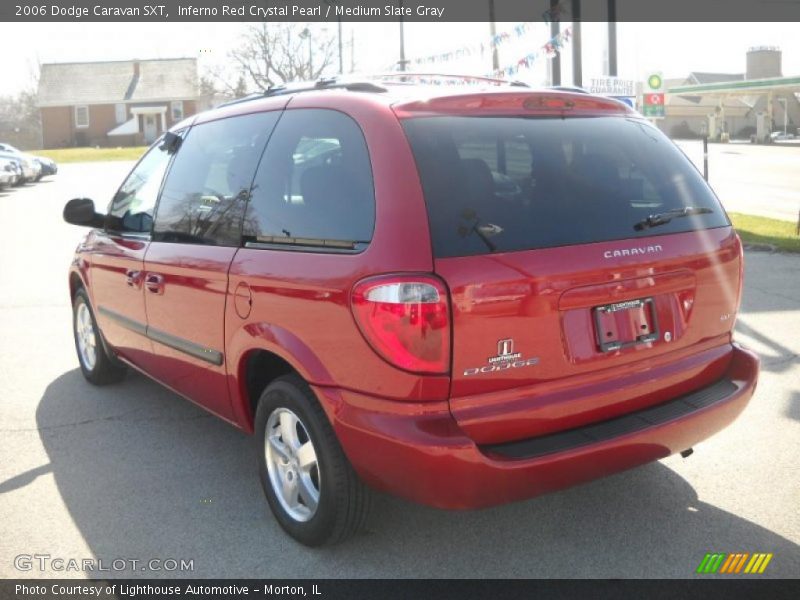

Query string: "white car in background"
[[0, 150, 39, 183], [0, 144, 43, 183], [769, 131, 796, 141], [1, 143, 58, 178], [0, 158, 18, 188]]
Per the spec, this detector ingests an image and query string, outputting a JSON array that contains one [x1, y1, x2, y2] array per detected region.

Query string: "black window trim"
[[243, 238, 369, 254]]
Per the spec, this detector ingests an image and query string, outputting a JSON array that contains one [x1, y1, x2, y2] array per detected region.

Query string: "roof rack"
[[217, 78, 389, 108], [369, 72, 529, 87], [216, 73, 530, 109]]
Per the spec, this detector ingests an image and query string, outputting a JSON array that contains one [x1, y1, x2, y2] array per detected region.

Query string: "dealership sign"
[[588, 77, 635, 97]]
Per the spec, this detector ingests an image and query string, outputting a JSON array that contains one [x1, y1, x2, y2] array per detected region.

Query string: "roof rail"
[[216, 73, 530, 109], [217, 77, 388, 108], [370, 72, 529, 87]]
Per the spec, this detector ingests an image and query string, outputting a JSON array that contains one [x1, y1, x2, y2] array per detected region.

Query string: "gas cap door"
[[233, 281, 252, 319]]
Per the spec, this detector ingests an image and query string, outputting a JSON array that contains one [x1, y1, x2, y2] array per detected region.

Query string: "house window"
[[115, 103, 127, 124], [75, 105, 89, 128], [171, 101, 184, 122]]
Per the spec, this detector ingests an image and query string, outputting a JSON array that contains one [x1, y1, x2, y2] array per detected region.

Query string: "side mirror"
[[63, 198, 105, 228]]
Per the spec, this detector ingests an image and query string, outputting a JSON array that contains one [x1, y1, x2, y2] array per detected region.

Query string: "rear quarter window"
[[242, 109, 375, 248], [402, 115, 729, 258]]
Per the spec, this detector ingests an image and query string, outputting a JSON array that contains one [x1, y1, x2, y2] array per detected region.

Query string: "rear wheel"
[[72, 289, 126, 385], [255, 375, 371, 546]]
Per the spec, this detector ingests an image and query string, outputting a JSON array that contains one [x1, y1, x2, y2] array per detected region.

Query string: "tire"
[[255, 374, 371, 546], [72, 288, 126, 385]]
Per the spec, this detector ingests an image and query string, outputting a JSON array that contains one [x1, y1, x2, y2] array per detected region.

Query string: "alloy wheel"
[[264, 407, 321, 522]]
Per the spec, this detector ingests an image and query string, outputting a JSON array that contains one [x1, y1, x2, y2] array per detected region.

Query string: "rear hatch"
[[399, 93, 742, 445]]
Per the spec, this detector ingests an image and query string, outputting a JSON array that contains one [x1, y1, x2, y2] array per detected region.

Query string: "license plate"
[[593, 297, 659, 352]]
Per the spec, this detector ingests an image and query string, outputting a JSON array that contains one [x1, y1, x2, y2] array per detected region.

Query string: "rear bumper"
[[317, 343, 759, 509]]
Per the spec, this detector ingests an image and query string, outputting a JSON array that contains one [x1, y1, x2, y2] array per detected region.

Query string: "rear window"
[[402, 116, 729, 258]]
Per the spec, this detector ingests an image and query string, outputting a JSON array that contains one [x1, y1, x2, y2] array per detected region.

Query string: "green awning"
[[670, 76, 800, 95]]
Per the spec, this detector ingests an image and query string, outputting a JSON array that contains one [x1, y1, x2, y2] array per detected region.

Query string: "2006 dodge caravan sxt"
[[63, 76, 759, 546]]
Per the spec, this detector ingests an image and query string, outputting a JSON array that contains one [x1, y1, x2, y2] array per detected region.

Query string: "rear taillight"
[[351, 275, 451, 374]]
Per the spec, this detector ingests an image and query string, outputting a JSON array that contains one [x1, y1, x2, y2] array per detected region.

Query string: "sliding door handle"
[[145, 273, 164, 294]]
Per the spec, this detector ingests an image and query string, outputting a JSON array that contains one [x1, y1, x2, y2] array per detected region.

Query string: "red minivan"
[[63, 76, 759, 546]]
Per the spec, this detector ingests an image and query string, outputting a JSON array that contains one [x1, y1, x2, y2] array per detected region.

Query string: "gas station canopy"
[[669, 75, 800, 97], [667, 75, 800, 142]]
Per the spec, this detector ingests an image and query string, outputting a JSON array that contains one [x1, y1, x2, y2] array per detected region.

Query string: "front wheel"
[[72, 289, 126, 385], [255, 375, 371, 546]]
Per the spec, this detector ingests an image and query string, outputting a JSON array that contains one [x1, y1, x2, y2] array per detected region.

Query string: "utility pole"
[[338, 20, 343, 74], [324, 1, 344, 74], [300, 27, 313, 78], [607, 0, 617, 76], [350, 29, 355, 73], [571, 0, 582, 87], [398, 0, 408, 71], [488, 0, 499, 72], [550, 0, 561, 85]]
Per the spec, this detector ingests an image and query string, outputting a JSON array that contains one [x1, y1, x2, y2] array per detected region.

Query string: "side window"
[[107, 142, 172, 233], [243, 109, 375, 247], [152, 111, 279, 246]]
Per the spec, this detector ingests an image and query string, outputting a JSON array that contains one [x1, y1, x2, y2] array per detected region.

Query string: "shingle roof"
[[38, 58, 198, 106]]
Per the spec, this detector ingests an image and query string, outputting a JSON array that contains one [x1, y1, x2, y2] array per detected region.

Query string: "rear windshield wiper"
[[634, 207, 713, 231]]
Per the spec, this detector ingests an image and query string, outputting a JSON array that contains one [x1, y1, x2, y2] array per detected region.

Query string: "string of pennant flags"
[[411, 22, 536, 66], [489, 26, 573, 79], [407, 22, 573, 80]]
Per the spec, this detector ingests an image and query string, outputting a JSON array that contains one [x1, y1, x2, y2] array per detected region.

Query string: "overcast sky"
[[2, 22, 799, 94]]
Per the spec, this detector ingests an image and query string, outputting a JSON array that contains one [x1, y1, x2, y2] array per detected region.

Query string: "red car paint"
[[68, 86, 759, 509]]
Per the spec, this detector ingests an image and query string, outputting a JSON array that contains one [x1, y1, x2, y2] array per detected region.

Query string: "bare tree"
[[0, 59, 42, 149], [223, 23, 336, 93]]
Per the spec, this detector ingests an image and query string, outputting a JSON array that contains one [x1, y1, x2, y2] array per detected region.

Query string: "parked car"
[[0, 143, 50, 181], [0, 150, 39, 183], [63, 78, 759, 546], [769, 131, 796, 141], [0, 157, 20, 188], [34, 156, 58, 178], [0, 152, 26, 185]]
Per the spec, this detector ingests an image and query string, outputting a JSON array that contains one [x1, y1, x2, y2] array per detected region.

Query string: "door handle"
[[145, 273, 164, 294], [125, 269, 142, 288]]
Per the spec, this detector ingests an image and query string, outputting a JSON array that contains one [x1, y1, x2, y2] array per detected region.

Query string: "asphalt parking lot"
[[676, 140, 800, 222], [0, 162, 798, 579]]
